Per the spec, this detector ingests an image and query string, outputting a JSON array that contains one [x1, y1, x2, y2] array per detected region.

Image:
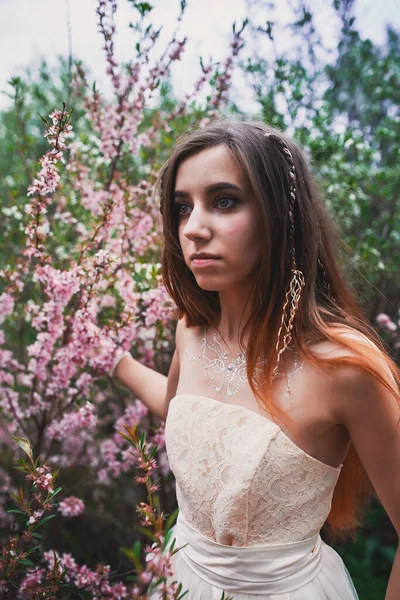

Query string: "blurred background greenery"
[[1, 1, 399, 597]]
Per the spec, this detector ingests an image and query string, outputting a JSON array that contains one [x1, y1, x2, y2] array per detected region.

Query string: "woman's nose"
[[182, 206, 212, 241]]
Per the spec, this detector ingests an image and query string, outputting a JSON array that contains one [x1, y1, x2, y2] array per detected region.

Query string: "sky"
[[0, 0, 399, 110]]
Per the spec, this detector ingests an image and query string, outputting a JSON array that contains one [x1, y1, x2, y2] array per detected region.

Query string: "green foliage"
[[0, 58, 86, 269], [241, 2, 400, 325], [334, 500, 397, 599]]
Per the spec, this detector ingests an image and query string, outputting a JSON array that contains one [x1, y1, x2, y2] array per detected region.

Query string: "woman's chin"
[[196, 282, 220, 292], [194, 277, 228, 293]]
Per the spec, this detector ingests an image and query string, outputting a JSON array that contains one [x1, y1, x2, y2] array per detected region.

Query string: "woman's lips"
[[191, 257, 221, 267]]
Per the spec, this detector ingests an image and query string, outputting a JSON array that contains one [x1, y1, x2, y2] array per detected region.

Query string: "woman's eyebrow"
[[173, 181, 242, 200]]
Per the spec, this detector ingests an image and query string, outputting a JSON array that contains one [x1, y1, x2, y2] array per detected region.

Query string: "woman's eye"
[[216, 196, 236, 209], [177, 203, 192, 216], [176, 196, 238, 216]]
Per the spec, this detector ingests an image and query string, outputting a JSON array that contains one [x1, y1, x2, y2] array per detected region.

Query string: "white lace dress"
[[150, 393, 359, 599]]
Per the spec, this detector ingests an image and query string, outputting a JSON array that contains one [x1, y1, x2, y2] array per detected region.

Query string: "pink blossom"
[[138, 571, 153, 585], [142, 285, 175, 328], [0, 12, 243, 598], [18, 568, 44, 599], [58, 496, 85, 517], [59, 552, 78, 581], [109, 582, 128, 598], [47, 402, 97, 442], [43, 549, 63, 575], [169, 39, 187, 61], [0, 292, 14, 324], [74, 564, 102, 589], [376, 312, 397, 332], [44, 550, 78, 581], [30, 466, 54, 494], [28, 509, 44, 524]]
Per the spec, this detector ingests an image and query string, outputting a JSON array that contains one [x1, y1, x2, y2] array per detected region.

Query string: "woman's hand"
[[86, 322, 128, 377]]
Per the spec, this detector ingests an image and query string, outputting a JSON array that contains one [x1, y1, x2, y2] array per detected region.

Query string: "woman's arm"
[[114, 349, 178, 420], [113, 320, 183, 420], [331, 360, 400, 599]]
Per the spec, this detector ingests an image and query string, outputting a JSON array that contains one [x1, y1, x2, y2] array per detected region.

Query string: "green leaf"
[[23, 545, 40, 557], [9, 491, 22, 504], [120, 545, 142, 572], [12, 436, 33, 459], [35, 514, 56, 527], [149, 444, 158, 460], [134, 525, 158, 542], [118, 432, 136, 447], [47, 486, 62, 501], [177, 587, 189, 599], [38, 114, 49, 128], [133, 539, 141, 560], [162, 526, 177, 552], [17, 558, 35, 566], [133, 2, 153, 17], [164, 507, 179, 532], [9, 76, 22, 88]]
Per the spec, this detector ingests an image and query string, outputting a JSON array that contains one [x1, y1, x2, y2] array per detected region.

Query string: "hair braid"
[[264, 133, 305, 375]]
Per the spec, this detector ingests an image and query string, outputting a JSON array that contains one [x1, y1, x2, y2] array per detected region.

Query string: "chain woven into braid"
[[265, 133, 306, 377], [317, 257, 337, 304], [265, 134, 297, 269]]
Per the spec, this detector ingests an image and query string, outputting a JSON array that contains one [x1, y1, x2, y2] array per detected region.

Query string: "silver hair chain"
[[185, 327, 305, 400]]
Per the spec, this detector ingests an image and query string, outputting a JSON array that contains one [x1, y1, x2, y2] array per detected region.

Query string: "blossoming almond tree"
[[0, 0, 246, 597]]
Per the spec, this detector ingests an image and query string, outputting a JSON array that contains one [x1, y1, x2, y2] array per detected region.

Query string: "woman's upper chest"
[[177, 337, 350, 470]]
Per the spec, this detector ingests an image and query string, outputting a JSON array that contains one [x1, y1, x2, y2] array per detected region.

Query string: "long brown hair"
[[157, 118, 400, 540]]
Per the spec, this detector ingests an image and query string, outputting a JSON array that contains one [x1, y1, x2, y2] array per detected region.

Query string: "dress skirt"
[[148, 512, 359, 600]]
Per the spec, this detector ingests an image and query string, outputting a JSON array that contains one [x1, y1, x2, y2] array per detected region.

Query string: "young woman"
[[112, 120, 400, 599]]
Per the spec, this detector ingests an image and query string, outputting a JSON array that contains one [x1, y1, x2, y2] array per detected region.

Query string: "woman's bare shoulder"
[[175, 317, 203, 354], [306, 325, 383, 362], [304, 326, 397, 406], [300, 326, 390, 401]]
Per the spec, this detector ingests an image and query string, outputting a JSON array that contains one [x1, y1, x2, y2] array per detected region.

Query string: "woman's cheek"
[[220, 214, 258, 246], [220, 214, 251, 237]]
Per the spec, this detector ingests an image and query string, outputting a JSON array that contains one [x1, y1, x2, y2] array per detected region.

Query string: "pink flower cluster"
[[46, 402, 97, 466], [27, 110, 71, 198], [18, 568, 44, 599], [142, 284, 176, 328], [97, 402, 151, 484], [26, 108, 73, 247], [376, 312, 398, 332], [0, 1, 248, 597], [28, 465, 54, 494], [0, 292, 15, 324], [42, 549, 128, 598], [58, 496, 85, 517]]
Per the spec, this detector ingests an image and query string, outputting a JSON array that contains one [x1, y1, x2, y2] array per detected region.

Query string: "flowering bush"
[[0, 0, 246, 597], [1, 0, 398, 598], [1, 432, 188, 599]]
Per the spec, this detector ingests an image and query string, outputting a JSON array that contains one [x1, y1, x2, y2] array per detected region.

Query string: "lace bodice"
[[165, 394, 342, 547]]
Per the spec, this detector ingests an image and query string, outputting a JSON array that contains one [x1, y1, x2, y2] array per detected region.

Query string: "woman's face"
[[174, 144, 264, 293]]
